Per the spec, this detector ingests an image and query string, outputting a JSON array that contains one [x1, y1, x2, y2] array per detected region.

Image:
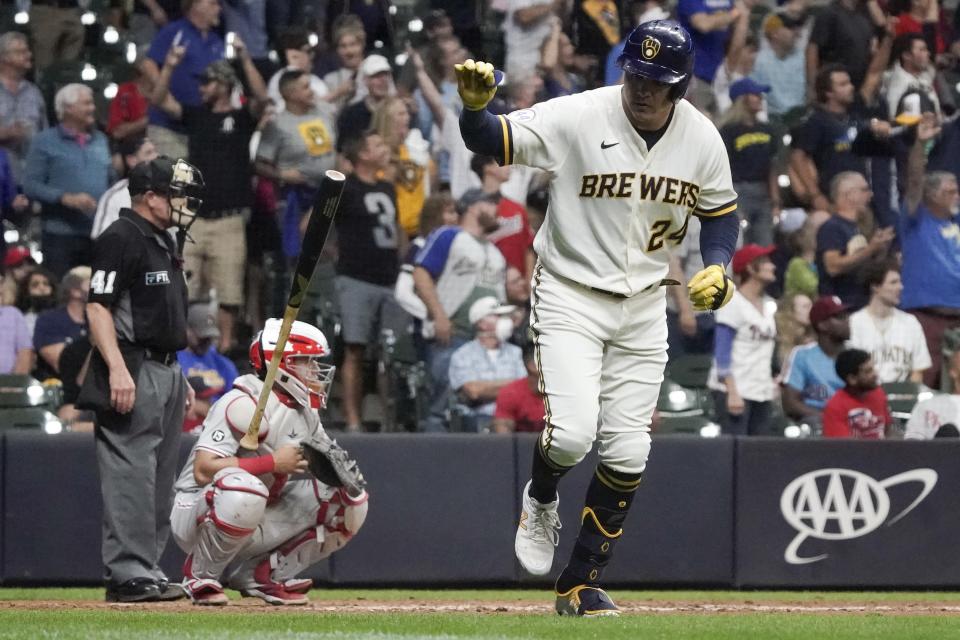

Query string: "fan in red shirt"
[[471, 154, 535, 277], [822, 348, 892, 439], [106, 65, 151, 142], [494, 342, 546, 433]]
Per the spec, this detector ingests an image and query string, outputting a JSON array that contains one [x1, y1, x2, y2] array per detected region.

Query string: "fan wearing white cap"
[[336, 54, 396, 153], [447, 297, 527, 432]]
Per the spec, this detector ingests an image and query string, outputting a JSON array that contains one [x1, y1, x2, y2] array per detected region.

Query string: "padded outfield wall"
[[1, 431, 957, 587]]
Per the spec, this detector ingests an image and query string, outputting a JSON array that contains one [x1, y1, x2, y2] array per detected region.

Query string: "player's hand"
[[688, 264, 735, 312], [109, 365, 136, 414], [916, 111, 941, 143], [280, 168, 307, 185], [433, 314, 452, 346], [273, 445, 308, 474], [454, 59, 500, 111]]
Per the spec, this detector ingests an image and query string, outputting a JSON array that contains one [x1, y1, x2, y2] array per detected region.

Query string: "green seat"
[[656, 415, 718, 437], [665, 353, 713, 390], [0, 375, 51, 408], [882, 382, 928, 421]]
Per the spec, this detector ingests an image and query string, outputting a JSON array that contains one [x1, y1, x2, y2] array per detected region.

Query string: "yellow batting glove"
[[454, 59, 500, 111], [688, 265, 735, 311]]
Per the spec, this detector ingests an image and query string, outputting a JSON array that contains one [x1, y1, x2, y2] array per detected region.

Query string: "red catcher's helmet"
[[249, 319, 336, 409]]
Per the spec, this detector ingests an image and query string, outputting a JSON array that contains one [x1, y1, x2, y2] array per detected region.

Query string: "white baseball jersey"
[[848, 308, 932, 383], [707, 292, 778, 401], [174, 373, 322, 494], [503, 87, 737, 295], [905, 394, 960, 439]]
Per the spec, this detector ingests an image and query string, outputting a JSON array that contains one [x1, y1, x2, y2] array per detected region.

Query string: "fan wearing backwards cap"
[[82, 155, 204, 603]]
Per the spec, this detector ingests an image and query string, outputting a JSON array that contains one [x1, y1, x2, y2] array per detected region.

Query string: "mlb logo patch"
[[146, 271, 170, 286]]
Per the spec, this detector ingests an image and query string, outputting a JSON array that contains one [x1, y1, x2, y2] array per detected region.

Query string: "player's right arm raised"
[[455, 60, 512, 164]]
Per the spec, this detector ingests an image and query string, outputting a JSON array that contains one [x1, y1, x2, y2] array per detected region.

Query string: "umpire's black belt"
[[144, 348, 177, 366]]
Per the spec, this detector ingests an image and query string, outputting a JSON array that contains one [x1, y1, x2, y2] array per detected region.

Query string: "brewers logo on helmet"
[[617, 20, 694, 102], [641, 36, 660, 60]]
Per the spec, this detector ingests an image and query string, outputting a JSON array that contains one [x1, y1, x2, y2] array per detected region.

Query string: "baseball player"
[[170, 319, 368, 605], [456, 20, 740, 616]]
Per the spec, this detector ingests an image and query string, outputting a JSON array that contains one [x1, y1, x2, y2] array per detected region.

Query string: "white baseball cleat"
[[515, 480, 561, 576]]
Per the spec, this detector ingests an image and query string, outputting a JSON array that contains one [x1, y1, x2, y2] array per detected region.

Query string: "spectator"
[[413, 189, 507, 432], [15, 266, 56, 335], [266, 28, 335, 112], [751, 12, 808, 120], [806, 0, 884, 93], [849, 262, 931, 383], [371, 97, 431, 238], [0, 31, 47, 180], [905, 351, 960, 439], [789, 64, 893, 213], [815, 171, 894, 309], [708, 245, 779, 435], [255, 70, 338, 188], [91, 136, 160, 240], [328, 0, 394, 53], [503, 0, 557, 84], [570, 0, 620, 70], [892, 0, 947, 55], [143, 0, 225, 160], [221, 0, 269, 65], [0, 143, 28, 260], [781, 295, 850, 423], [493, 341, 546, 433], [900, 113, 960, 389], [604, 0, 670, 86], [712, 10, 755, 116], [678, 0, 743, 115], [127, 0, 182, 50], [782, 213, 822, 299], [775, 291, 814, 364], [322, 15, 365, 113], [23, 84, 113, 278], [719, 78, 779, 245], [154, 40, 268, 352], [1, 245, 35, 304], [336, 54, 394, 153], [448, 297, 526, 432], [177, 302, 238, 433], [0, 265, 32, 374], [505, 265, 532, 347], [34, 265, 89, 379], [540, 17, 588, 99], [335, 131, 406, 432], [822, 348, 891, 438], [28, 0, 84, 74], [106, 62, 152, 143], [397, 10, 454, 98], [884, 33, 941, 121], [473, 155, 535, 278]]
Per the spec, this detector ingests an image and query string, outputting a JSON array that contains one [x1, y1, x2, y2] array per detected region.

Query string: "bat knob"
[[493, 69, 505, 87]]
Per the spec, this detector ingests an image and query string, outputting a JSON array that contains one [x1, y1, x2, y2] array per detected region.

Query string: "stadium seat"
[[882, 381, 931, 422], [656, 414, 719, 437], [665, 353, 713, 390], [0, 375, 63, 432], [657, 378, 703, 416]]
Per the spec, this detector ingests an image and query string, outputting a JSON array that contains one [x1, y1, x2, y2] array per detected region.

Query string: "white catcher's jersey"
[[174, 374, 322, 494], [504, 87, 737, 295]]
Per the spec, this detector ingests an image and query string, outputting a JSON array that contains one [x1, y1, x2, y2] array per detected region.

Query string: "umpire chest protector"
[[89, 208, 189, 353]]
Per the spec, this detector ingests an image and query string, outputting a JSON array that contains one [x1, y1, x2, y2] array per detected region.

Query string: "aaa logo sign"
[[779, 468, 937, 565]]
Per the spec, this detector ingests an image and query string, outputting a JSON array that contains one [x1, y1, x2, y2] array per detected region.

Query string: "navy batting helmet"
[[617, 20, 694, 102]]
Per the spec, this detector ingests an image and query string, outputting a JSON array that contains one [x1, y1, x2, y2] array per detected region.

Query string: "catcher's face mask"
[[168, 159, 204, 230], [284, 354, 336, 409]]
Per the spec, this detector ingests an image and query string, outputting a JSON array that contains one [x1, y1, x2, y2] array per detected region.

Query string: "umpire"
[[83, 156, 203, 602]]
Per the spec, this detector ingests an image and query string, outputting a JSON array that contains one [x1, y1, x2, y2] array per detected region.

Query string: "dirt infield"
[[3, 598, 960, 616]]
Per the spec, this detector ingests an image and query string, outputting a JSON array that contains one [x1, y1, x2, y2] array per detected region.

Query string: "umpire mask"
[[168, 159, 205, 230]]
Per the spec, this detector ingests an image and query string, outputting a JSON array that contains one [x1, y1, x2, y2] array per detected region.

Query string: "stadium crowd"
[[0, 0, 959, 440]]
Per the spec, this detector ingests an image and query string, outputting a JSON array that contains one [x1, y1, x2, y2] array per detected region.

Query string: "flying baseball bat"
[[240, 170, 346, 450]]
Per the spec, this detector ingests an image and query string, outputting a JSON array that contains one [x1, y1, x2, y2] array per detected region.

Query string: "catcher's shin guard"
[[186, 469, 269, 581], [556, 465, 641, 592]]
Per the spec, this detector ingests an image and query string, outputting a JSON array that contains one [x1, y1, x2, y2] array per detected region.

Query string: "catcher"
[[170, 318, 368, 606]]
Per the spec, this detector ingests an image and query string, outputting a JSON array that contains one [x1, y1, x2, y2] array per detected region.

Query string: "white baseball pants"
[[530, 265, 668, 475]]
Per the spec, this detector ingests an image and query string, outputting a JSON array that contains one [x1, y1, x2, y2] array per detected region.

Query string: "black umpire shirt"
[[87, 208, 188, 353]]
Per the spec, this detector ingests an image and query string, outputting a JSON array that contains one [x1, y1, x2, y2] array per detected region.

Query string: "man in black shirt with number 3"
[[84, 156, 204, 603]]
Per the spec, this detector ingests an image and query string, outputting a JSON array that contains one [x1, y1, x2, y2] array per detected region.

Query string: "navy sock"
[[528, 441, 569, 504]]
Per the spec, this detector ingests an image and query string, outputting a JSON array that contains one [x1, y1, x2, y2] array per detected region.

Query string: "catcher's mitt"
[[301, 432, 367, 498]]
